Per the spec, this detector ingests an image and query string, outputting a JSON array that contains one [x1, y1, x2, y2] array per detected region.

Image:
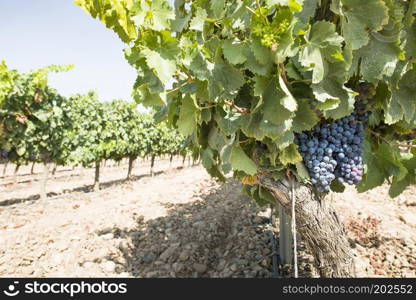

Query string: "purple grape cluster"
[[0, 150, 8, 160], [297, 111, 370, 192]]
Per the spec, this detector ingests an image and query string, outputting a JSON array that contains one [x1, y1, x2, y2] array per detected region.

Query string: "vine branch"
[[367, 129, 416, 150], [224, 100, 250, 115]]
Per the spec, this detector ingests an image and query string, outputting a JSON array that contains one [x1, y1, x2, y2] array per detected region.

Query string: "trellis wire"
[[291, 177, 298, 278], [268, 205, 279, 278], [278, 203, 293, 265]]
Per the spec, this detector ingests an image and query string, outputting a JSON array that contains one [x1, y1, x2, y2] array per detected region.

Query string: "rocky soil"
[[0, 160, 414, 277]]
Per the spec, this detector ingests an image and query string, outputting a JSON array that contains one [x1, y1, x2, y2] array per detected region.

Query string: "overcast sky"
[[0, 0, 138, 102]]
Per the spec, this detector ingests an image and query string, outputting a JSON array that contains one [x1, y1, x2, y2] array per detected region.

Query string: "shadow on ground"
[[104, 180, 315, 278], [0, 170, 165, 207]]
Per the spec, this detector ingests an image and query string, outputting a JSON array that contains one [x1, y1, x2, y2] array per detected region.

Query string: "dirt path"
[[0, 164, 280, 277], [0, 161, 414, 278], [0, 158, 184, 205]]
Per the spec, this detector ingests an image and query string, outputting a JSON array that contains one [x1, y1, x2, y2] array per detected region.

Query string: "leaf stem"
[[199, 104, 216, 110], [279, 64, 290, 86], [404, 0, 416, 27], [245, 6, 260, 18], [167, 78, 194, 94], [367, 128, 416, 150], [256, 0, 269, 25], [290, 79, 312, 84], [224, 100, 250, 115]]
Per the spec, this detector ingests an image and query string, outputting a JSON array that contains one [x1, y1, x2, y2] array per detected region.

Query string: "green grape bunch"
[[251, 7, 292, 49]]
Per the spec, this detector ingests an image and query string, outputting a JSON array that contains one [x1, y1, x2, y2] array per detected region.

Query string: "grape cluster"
[[0, 150, 8, 160], [251, 8, 291, 48], [296, 111, 370, 192]]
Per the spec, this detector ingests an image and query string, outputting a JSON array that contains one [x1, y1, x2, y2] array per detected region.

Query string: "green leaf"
[[150, 0, 175, 31], [299, 45, 325, 84], [142, 47, 177, 86], [299, 21, 344, 83], [389, 156, 416, 197], [177, 95, 198, 135], [389, 69, 416, 124], [340, 0, 389, 50], [377, 143, 408, 181], [201, 109, 211, 123], [229, 145, 258, 175], [189, 7, 207, 31], [262, 78, 294, 125], [210, 0, 225, 18], [201, 147, 215, 169], [244, 47, 273, 76], [330, 179, 345, 193], [278, 75, 298, 112], [274, 130, 295, 150], [241, 113, 265, 140], [295, 0, 318, 24], [76, 0, 138, 43], [273, 23, 298, 64], [16, 146, 26, 156], [183, 47, 210, 80], [209, 60, 245, 100], [357, 155, 385, 192], [251, 38, 272, 65], [260, 119, 292, 141], [279, 143, 302, 165], [313, 79, 356, 119], [208, 126, 226, 151], [358, 138, 408, 192], [295, 161, 310, 181], [292, 98, 319, 132], [216, 112, 244, 136], [353, 34, 401, 84], [223, 39, 247, 65], [316, 98, 340, 110], [266, 0, 303, 12], [32, 110, 50, 122], [259, 186, 278, 205], [134, 87, 166, 107]]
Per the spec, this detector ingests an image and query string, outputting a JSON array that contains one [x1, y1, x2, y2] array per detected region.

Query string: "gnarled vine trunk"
[[51, 163, 57, 175], [12, 164, 20, 186], [127, 156, 135, 180], [258, 174, 355, 278], [40, 161, 50, 200], [150, 155, 155, 177], [2, 161, 8, 178], [52, 164, 58, 175], [94, 161, 100, 191]]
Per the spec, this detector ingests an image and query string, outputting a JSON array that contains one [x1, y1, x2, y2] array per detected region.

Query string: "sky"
[[0, 0, 137, 102]]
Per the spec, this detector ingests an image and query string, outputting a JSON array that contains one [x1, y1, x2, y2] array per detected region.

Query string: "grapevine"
[[297, 108, 370, 192]]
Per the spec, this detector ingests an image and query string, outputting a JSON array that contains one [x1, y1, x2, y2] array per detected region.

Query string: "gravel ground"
[[0, 162, 281, 277], [0, 161, 414, 277]]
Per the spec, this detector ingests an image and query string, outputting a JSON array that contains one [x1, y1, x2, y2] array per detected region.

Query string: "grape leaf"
[[142, 47, 177, 86], [299, 21, 344, 83], [279, 143, 302, 165], [210, 0, 225, 18], [292, 98, 319, 132], [340, 0, 389, 50], [189, 7, 207, 31], [229, 145, 258, 175], [353, 34, 401, 84], [223, 39, 247, 65], [177, 95, 199, 135], [330, 179, 345, 193]]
